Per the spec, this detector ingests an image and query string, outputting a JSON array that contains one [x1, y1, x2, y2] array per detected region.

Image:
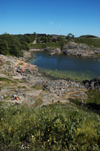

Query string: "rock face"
[[83, 77, 100, 89], [62, 42, 100, 57]]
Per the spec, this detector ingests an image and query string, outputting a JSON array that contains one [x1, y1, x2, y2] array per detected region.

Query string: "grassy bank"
[[0, 95, 100, 151], [29, 38, 100, 49], [74, 38, 100, 48], [29, 41, 67, 49]]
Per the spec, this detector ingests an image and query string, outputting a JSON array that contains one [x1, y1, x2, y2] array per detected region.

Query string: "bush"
[[0, 34, 29, 57], [0, 103, 100, 151]]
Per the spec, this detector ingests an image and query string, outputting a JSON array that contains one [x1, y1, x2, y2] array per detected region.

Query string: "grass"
[[0, 99, 100, 151], [74, 38, 100, 48], [0, 77, 17, 85], [29, 41, 68, 50], [86, 90, 100, 112], [29, 38, 100, 50], [29, 43, 46, 49], [45, 41, 61, 49], [70, 89, 100, 115], [32, 99, 43, 108]]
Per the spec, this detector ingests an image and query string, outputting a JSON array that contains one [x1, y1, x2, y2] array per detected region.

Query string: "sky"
[[0, 0, 100, 37]]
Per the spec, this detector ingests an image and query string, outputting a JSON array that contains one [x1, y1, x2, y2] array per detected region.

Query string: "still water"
[[29, 52, 100, 80]]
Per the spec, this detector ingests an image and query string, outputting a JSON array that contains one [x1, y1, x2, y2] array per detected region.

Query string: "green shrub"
[[0, 103, 100, 150]]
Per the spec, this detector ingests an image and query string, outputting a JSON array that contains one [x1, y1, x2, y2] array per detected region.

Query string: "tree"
[[0, 34, 22, 56], [41, 36, 48, 43], [33, 32, 36, 38], [0, 39, 9, 55], [57, 36, 65, 50], [66, 33, 74, 41], [47, 35, 51, 42], [21, 41, 29, 51]]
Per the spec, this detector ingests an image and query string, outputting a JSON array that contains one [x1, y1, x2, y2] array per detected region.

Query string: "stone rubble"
[[0, 54, 91, 107]]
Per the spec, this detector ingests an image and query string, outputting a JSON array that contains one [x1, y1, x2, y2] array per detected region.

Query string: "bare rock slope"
[[0, 54, 87, 107]]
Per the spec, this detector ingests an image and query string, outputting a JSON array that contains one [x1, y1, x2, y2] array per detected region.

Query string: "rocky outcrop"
[[83, 77, 100, 89], [0, 54, 87, 106], [62, 42, 100, 57], [44, 47, 61, 55]]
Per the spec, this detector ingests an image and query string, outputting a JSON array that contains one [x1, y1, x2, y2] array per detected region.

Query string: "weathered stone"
[[83, 77, 100, 89], [62, 42, 100, 57]]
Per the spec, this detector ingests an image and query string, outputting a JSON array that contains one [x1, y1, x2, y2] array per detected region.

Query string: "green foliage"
[[66, 33, 74, 41], [0, 39, 9, 55], [29, 43, 46, 49], [41, 36, 48, 43], [86, 90, 100, 112], [0, 34, 21, 56], [0, 102, 100, 151], [0, 77, 13, 82], [20, 41, 29, 51], [74, 37, 100, 48], [57, 36, 66, 50], [46, 41, 60, 48], [0, 33, 30, 57], [79, 35, 99, 39]]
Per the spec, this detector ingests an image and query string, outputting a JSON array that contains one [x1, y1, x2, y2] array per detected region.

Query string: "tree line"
[[0, 33, 75, 56], [0, 33, 36, 57]]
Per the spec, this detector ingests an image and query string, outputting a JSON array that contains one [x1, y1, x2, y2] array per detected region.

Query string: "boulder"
[[44, 47, 61, 54], [83, 77, 100, 89], [62, 42, 99, 57], [54, 48, 61, 54]]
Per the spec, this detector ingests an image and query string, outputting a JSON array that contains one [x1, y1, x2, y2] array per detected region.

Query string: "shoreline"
[[0, 53, 100, 107], [26, 49, 100, 81], [29, 41, 100, 58], [0, 54, 88, 106]]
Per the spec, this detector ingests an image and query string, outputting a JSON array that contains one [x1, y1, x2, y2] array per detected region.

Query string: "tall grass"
[[0, 102, 100, 151]]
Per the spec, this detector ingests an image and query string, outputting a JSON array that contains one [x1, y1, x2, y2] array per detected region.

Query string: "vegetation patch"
[[31, 84, 44, 90], [29, 43, 46, 49], [86, 90, 100, 112], [70, 89, 100, 115], [32, 99, 43, 108], [0, 102, 100, 151], [0, 77, 17, 84], [74, 38, 100, 48]]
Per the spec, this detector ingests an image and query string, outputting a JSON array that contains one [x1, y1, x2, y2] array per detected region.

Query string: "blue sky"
[[0, 0, 100, 37]]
